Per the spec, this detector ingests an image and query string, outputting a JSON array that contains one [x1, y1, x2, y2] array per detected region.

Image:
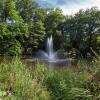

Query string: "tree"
[[25, 8, 47, 53], [63, 7, 100, 57], [0, 0, 28, 55], [15, 0, 38, 23], [45, 8, 65, 49], [0, 0, 3, 21], [3, 0, 22, 21]]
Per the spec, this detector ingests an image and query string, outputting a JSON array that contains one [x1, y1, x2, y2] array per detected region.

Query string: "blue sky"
[[36, 0, 100, 15]]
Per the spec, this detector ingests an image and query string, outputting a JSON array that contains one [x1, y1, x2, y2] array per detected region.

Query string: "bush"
[[8, 40, 22, 56]]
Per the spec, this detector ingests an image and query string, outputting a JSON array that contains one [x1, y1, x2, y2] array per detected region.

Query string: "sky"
[[36, 0, 100, 15]]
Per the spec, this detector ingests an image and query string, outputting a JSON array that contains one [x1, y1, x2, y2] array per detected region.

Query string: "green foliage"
[[0, 0, 99, 57], [29, 20, 45, 49], [8, 21, 28, 36], [0, 58, 99, 99], [97, 36, 100, 42], [45, 8, 65, 49], [0, 22, 10, 38], [0, 58, 51, 100], [8, 40, 22, 55], [15, 0, 38, 22], [4, 0, 22, 21], [62, 8, 100, 57], [45, 70, 88, 99]]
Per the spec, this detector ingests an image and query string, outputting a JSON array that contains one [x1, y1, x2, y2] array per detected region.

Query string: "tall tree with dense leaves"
[[45, 8, 65, 49], [25, 8, 47, 54], [63, 7, 100, 57], [15, 0, 38, 23], [0, 0, 28, 55]]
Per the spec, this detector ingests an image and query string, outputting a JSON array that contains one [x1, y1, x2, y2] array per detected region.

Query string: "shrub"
[[8, 40, 22, 56]]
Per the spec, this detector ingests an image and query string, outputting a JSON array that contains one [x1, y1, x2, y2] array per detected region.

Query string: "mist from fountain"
[[26, 36, 76, 67], [37, 35, 58, 61]]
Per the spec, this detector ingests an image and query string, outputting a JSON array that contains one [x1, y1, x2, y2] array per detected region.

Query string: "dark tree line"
[[0, 0, 100, 58], [61, 8, 100, 58]]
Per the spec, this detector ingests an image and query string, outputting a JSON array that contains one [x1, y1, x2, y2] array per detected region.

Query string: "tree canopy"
[[0, 0, 99, 58]]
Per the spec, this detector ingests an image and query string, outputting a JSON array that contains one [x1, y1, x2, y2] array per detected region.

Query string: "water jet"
[[36, 35, 68, 66]]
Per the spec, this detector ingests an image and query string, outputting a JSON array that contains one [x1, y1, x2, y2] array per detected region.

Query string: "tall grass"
[[0, 58, 50, 100], [0, 57, 100, 100]]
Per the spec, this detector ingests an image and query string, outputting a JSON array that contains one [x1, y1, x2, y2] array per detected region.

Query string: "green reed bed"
[[0, 58, 100, 100]]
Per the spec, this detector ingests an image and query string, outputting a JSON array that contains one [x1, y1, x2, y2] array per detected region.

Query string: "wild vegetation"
[[0, 0, 99, 58], [0, 0, 100, 99], [0, 58, 100, 100]]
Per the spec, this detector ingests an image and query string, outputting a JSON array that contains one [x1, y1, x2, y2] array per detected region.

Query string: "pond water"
[[0, 36, 78, 69], [0, 56, 78, 70]]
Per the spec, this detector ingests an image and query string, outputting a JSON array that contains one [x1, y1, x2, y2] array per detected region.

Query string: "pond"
[[0, 36, 78, 69], [0, 56, 78, 70]]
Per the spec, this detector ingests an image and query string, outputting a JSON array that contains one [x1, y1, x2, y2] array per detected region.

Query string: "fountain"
[[46, 35, 56, 60], [25, 35, 77, 67], [36, 35, 68, 65], [24, 35, 77, 69]]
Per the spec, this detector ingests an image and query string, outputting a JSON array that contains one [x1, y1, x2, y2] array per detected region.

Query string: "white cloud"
[[59, 0, 100, 15], [37, 0, 100, 15]]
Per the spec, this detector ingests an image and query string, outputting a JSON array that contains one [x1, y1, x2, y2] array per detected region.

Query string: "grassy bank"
[[0, 58, 100, 100]]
